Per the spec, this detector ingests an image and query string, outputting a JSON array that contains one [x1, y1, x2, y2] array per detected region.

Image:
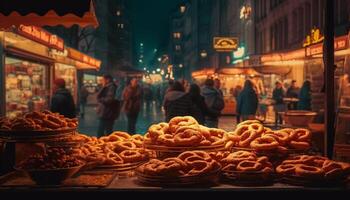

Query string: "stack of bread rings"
[[71, 131, 149, 168], [144, 116, 228, 148], [137, 151, 221, 178], [219, 151, 274, 174], [276, 155, 350, 181], [0, 111, 78, 131], [226, 120, 312, 153]]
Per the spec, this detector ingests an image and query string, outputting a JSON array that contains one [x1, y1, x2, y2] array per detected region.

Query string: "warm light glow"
[[180, 6, 186, 13], [200, 50, 208, 58], [179, 64, 184, 68], [156, 68, 161, 72], [233, 46, 245, 59]]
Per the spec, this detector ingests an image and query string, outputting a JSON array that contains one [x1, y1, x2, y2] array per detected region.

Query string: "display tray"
[[278, 174, 350, 188], [0, 170, 116, 188], [144, 143, 226, 152], [94, 161, 147, 172], [0, 128, 76, 142], [232, 147, 310, 155], [221, 170, 275, 186], [135, 170, 220, 188]]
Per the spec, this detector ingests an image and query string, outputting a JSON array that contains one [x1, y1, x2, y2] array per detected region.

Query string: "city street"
[[78, 102, 236, 137]]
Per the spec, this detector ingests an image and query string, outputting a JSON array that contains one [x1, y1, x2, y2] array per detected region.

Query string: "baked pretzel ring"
[[282, 155, 313, 165], [248, 123, 264, 134], [113, 141, 137, 153], [174, 129, 202, 147], [178, 151, 197, 161], [263, 131, 290, 145], [105, 152, 124, 165], [119, 150, 144, 163], [110, 131, 131, 140], [198, 125, 211, 139], [187, 160, 213, 175], [149, 123, 169, 140], [131, 134, 144, 147], [222, 151, 256, 164], [191, 151, 212, 161], [250, 136, 279, 150], [293, 129, 312, 141], [289, 141, 310, 150], [239, 130, 260, 148], [199, 140, 212, 146], [227, 132, 241, 142], [322, 160, 343, 172], [168, 116, 198, 133], [276, 164, 297, 175], [234, 125, 250, 136], [208, 128, 227, 138], [237, 160, 263, 172], [157, 158, 187, 176], [295, 164, 324, 178], [158, 134, 175, 146], [222, 164, 237, 172]]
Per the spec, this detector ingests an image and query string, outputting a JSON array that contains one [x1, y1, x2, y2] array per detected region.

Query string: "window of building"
[[117, 24, 124, 29], [305, 2, 312, 34], [292, 10, 298, 43], [298, 7, 304, 41], [173, 32, 181, 39], [116, 10, 121, 16], [284, 17, 289, 48], [175, 45, 181, 51]]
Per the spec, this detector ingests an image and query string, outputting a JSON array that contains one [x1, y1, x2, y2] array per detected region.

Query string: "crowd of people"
[[49, 74, 313, 137]]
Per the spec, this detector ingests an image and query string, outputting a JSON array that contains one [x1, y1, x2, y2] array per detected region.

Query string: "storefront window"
[[5, 57, 48, 118], [54, 63, 77, 102]]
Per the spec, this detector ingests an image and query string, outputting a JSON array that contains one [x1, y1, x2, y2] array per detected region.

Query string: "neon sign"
[[303, 28, 324, 47]]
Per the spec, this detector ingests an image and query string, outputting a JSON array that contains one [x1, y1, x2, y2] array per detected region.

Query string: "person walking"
[[143, 84, 153, 111], [298, 80, 312, 111], [50, 78, 76, 119], [273, 81, 286, 125], [236, 80, 259, 121], [96, 75, 120, 137], [188, 84, 213, 125], [286, 80, 300, 110], [163, 81, 192, 122], [79, 84, 89, 119], [233, 85, 243, 123], [202, 79, 225, 128], [122, 78, 142, 134]]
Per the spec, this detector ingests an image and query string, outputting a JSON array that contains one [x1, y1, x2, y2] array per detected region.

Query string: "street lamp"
[[179, 64, 184, 68], [158, 57, 162, 62], [180, 5, 186, 13]]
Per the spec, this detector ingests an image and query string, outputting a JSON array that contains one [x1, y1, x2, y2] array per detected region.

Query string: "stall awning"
[[252, 66, 292, 75], [0, 0, 98, 29], [218, 67, 261, 76], [192, 68, 216, 78]]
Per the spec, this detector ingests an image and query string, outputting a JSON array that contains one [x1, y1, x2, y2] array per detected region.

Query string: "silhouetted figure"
[[50, 78, 76, 119]]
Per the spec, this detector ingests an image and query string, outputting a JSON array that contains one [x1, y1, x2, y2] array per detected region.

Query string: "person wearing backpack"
[[96, 74, 120, 137], [202, 79, 225, 128]]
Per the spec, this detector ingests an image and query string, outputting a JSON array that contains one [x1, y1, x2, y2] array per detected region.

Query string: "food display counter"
[[0, 112, 349, 192]]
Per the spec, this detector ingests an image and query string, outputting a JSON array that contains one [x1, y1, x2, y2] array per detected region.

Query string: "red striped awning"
[[0, 0, 98, 29]]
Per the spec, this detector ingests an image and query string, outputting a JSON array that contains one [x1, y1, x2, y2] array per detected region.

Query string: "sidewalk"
[[78, 103, 238, 137]]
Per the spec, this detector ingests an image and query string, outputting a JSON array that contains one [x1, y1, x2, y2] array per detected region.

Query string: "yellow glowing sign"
[[213, 37, 238, 52], [303, 28, 324, 47]]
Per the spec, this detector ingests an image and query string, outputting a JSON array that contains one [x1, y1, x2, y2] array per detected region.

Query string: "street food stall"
[[0, 26, 63, 118]]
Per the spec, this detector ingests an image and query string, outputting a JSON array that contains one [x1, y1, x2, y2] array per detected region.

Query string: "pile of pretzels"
[[144, 116, 228, 148], [226, 120, 312, 152], [137, 151, 221, 177], [276, 155, 350, 180]]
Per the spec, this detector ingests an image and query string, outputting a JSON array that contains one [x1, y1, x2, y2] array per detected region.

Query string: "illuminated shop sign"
[[213, 37, 238, 52], [67, 48, 101, 68], [240, 6, 252, 20], [305, 35, 348, 57], [17, 25, 64, 51], [303, 28, 324, 48]]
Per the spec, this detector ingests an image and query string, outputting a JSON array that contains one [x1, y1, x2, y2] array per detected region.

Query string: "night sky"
[[129, 0, 182, 64]]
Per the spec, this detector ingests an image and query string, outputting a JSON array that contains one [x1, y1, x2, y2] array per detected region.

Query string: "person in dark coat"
[[236, 80, 258, 121], [50, 78, 76, 119], [188, 84, 213, 125], [79, 85, 89, 119], [97, 75, 119, 137], [163, 81, 192, 122], [286, 80, 299, 110], [202, 79, 225, 128], [122, 78, 142, 134], [273, 81, 286, 125], [298, 80, 312, 111]]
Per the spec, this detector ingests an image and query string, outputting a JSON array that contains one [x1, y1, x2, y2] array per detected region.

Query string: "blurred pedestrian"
[[79, 84, 89, 119], [188, 84, 213, 125], [298, 80, 312, 111], [97, 75, 120, 137], [233, 85, 243, 123], [143, 84, 153, 111], [236, 80, 258, 121], [163, 81, 192, 122], [156, 85, 162, 106], [50, 78, 76, 119], [202, 79, 225, 128], [273, 81, 286, 125], [214, 78, 224, 96], [122, 78, 142, 134], [287, 80, 300, 110]]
